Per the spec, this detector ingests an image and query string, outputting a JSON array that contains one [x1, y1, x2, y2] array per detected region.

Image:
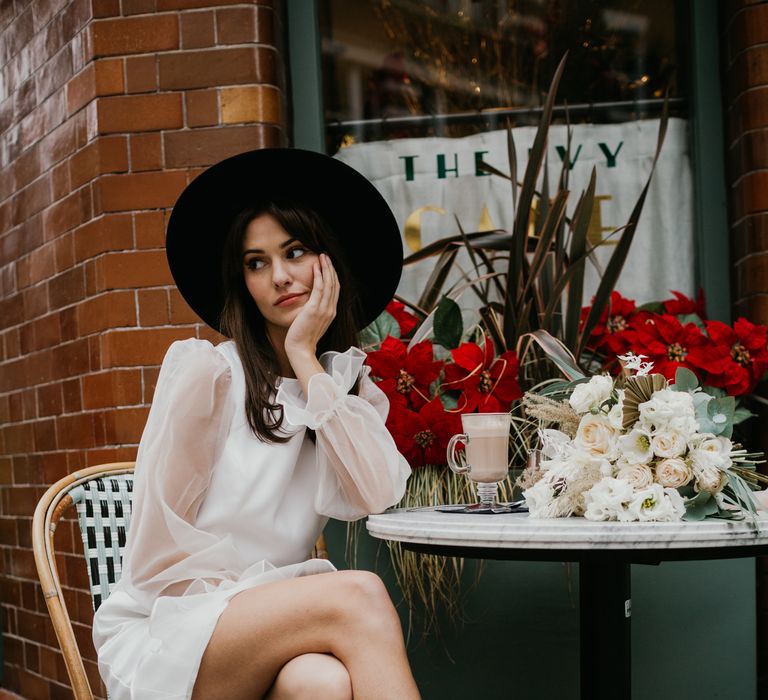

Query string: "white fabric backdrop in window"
[[335, 118, 694, 310]]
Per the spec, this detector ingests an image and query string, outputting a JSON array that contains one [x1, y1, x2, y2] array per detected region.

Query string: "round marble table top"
[[366, 508, 768, 552]]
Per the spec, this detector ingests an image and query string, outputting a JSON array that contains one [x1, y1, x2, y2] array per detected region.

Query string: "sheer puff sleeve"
[[276, 347, 411, 521], [118, 338, 245, 608]]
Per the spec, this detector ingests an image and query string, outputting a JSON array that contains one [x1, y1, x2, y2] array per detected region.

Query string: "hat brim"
[[166, 148, 403, 333]]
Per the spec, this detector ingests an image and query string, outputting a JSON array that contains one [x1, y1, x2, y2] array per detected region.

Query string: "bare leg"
[[265, 653, 351, 700], [191, 570, 420, 700]]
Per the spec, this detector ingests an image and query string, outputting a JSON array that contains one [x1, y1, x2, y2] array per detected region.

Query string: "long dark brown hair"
[[219, 201, 364, 443]]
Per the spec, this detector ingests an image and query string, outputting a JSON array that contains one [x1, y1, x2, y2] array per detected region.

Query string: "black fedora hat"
[[166, 148, 403, 333]]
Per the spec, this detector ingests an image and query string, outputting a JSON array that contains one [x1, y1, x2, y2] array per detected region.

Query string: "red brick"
[[85, 446, 137, 466], [93, 250, 173, 290], [28, 243, 56, 286], [51, 161, 70, 200], [181, 10, 215, 48], [216, 6, 263, 45], [14, 146, 41, 191], [62, 378, 82, 412], [32, 313, 63, 351], [92, 15, 179, 57], [125, 54, 157, 94], [92, 0, 120, 16], [55, 413, 95, 449], [42, 187, 92, 238], [76, 290, 137, 335], [138, 288, 170, 326], [221, 85, 281, 124], [96, 170, 187, 212], [123, 0, 157, 14], [164, 124, 279, 167], [157, 0, 242, 8], [159, 47, 275, 90], [134, 210, 167, 248], [54, 232, 75, 271], [33, 418, 57, 452], [48, 266, 86, 309], [729, 86, 768, 143], [82, 369, 142, 409], [96, 93, 183, 134], [37, 383, 63, 417], [729, 3, 768, 63], [100, 327, 194, 367], [130, 132, 163, 171], [70, 136, 129, 188], [73, 214, 133, 262], [12, 177, 52, 225], [102, 407, 150, 443], [169, 287, 199, 324], [185, 89, 218, 127], [740, 170, 768, 218]]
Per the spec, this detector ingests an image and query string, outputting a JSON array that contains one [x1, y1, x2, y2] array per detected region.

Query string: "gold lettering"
[[587, 195, 616, 247], [404, 206, 446, 252]]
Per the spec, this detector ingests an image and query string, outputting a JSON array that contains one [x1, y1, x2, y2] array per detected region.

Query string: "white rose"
[[689, 445, 730, 473], [655, 457, 692, 488], [626, 483, 686, 521], [694, 465, 727, 494], [583, 478, 634, 521], [651, 430, 687, 458], [691, 435, 733, 470], [638, 389, 698, 436], [575, 414, 619, 459], [616, 463, 654, 489], [569, 375, 614, 414], [618, 428, 653, 464]]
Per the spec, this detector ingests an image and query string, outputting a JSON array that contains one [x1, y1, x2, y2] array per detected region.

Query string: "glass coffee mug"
[[447, 412, 513, 513]]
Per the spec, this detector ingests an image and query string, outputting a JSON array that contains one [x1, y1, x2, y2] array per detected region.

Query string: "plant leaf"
[[360, 311, 400, 350], [671, 367, 699, 393], [433, 296, 464, 349]]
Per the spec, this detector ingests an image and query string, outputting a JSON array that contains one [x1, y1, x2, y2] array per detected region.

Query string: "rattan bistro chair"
[[33, 461, 329, 699]]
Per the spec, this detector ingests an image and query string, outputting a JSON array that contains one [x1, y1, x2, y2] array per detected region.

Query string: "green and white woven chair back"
[[72, 475, 134, 612]]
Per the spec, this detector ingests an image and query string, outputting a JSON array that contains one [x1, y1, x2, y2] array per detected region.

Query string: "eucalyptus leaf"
[[434, 296, 464, 350], [671, 367, 699, 392], [701, 385, 727, 399], [707, 396, 736, 438], [733, 406, 757, 424], [683, 491, 717, 521], [360, 311, 400, 350]]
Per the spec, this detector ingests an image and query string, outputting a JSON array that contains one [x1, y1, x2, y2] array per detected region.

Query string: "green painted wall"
[[290, 0, 755, 697]]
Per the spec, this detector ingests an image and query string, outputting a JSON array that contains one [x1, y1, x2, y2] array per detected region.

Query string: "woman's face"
[[242, 213, 319, 333]]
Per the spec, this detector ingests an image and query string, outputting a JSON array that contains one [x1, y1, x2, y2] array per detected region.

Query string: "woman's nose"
[[271, 259, 292, 288]]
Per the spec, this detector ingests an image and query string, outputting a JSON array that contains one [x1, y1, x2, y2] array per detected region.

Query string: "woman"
[[92, 149, 420, 700]]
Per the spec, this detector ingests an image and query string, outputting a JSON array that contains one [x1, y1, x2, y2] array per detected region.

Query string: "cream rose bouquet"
[[520, 353, 764, 522]]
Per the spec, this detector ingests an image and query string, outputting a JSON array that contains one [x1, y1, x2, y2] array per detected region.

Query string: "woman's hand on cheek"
[[284, 253, 340, 360]]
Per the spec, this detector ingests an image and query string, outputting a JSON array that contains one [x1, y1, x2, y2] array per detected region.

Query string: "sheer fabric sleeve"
[[118, 339, 245, 608], [276, 347, 411, 521]]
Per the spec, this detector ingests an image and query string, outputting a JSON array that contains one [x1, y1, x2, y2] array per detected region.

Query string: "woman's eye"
[[245, 258, 265, 271], [287, 247, 307, 260]]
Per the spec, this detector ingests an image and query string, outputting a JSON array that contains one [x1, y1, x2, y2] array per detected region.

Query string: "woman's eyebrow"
[[242, 238, 299, 256]]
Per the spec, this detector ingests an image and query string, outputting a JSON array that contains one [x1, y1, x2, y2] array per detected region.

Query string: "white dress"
[[92, 338, 411, 700]]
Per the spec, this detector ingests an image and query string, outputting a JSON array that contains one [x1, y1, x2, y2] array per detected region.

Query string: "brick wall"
[[723, 1, 768, 697], [0, 1, 283, 697]]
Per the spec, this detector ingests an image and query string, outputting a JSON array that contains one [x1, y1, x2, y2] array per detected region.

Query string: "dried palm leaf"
[[621, 374, 668, 429]]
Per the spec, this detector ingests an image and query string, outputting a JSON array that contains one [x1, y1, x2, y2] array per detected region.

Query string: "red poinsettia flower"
[[624, 314, 722, 382], [385, 300, 419, 338], [662, 289, 706, 319], [442, 338, 522, 413], [386, 398, 463, 468], [704, 318, 768, 396], [581, 291, 638, 355], [365, 336, 443, 409]]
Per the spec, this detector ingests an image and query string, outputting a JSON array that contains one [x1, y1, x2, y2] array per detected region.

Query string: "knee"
[[333, 570, 400, 631], [273, 655, 352, 700]]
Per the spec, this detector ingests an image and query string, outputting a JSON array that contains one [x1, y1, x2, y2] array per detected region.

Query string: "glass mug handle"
[[447, 433, 470, 475]]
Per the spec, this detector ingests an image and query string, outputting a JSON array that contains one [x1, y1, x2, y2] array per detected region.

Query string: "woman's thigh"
[[265, 653, 351, 700], [191, 569, 390, 700]]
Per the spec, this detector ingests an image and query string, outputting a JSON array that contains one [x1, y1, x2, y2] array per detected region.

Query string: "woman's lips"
[[275, 293, 306, 307]]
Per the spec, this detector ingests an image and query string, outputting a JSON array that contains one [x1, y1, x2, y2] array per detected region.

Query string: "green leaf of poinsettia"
[[360, 311, 400, 350], [434, 296, 463, 349]]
